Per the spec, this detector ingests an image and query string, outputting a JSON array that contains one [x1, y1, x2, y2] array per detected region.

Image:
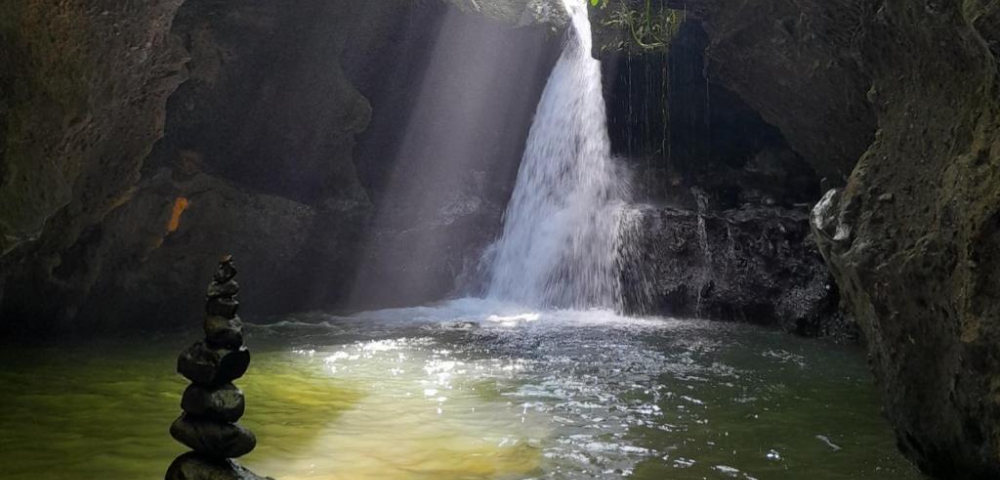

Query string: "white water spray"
[[483, 0, 628, 309]]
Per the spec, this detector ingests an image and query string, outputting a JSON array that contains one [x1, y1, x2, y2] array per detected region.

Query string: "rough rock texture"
[[622, 202, 850, 338], [662, 0, 877, 185], [443, 0, 568, 26], [0, 0, 188, 255], [204, 316, 244, 349], [0, 0, 189, 332], [177, 342, 250, 386], [146, 0, 374, 206], [0, 0, 561, 334], [673, 0, 1000, 476], [340, 2, 560, 309], [167, 452, 274, 480], [809, 1, 1000, 477], [599, 20, 822, 209], [182, 384, 246, 423], [66, 170, 339, 331], [597, 13, 841, 338], [170, 414, 257, 459]]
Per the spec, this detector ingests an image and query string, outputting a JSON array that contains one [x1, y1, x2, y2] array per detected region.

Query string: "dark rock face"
[[0, 1, 560, 334], [663, 0, 877, 185], [0, 0, 187, 255], [676, 0, 1000, 476], [166, 453, 274, 480], [0, 0, 188, 333], [809, 1, 1000, 477], [343, 2, 561, 309], [599, 20, 821, 209], [622, 202, 850, 338]]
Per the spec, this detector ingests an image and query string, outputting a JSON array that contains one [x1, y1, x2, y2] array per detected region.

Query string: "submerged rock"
[[166, 452, 274, 480], [170, 414, 257, 458], [177, 342, 251, 387], [181, 384, 246, 423]]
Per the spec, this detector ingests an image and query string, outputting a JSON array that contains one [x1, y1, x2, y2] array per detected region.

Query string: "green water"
[[0, 300, 924, 480]]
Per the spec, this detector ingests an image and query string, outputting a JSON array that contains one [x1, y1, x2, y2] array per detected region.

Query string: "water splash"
[[483, 0, 628, 309]]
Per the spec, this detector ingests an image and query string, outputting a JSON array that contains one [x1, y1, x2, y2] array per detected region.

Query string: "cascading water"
[[482, 0, 628, 309]]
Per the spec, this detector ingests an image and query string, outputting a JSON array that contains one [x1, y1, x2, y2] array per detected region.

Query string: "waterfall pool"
[[0, 299, 923, 480]]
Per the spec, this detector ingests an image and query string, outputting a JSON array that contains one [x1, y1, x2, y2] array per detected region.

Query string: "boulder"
[[169, 414, 257, 458], [166, 452, 274, 480], [178, 342, 250, 386], [207, 280, 240, 299], [214, 259, 238, 284], [806, 2, 1000, 477], [204, 316, 244, 349], [206, 298, 240, 318], [181, 383, 246, 423]]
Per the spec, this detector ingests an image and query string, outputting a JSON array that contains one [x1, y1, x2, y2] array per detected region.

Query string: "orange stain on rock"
[[167, 197, 190, 233]]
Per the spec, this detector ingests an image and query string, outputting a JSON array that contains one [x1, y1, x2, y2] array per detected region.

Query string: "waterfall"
[[482, 0, 628, 309], [692, 187, 712, 317]]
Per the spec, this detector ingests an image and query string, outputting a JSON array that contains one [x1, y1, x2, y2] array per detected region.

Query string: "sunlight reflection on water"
[[0, 298, 923, 480], [239, 298, 923, 480]]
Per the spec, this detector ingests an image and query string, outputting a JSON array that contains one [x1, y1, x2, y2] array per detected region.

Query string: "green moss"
[[594, 0, 685, 53]]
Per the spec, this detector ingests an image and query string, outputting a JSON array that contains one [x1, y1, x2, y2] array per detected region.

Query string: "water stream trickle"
[[483, 0, 629, 309], [692, 187, 712, 317]]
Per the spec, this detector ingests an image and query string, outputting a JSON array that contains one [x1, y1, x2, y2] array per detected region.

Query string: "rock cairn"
[[166, 255, 272, 480]]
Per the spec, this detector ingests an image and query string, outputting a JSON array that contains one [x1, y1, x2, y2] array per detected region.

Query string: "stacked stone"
[[166, 255, 271, 480]]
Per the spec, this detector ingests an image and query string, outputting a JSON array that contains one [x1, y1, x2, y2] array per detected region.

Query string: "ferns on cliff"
[[594, 0, 684, 53]]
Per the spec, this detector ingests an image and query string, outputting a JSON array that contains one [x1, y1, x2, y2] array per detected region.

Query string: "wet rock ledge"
[[621, 203, 852, 339]]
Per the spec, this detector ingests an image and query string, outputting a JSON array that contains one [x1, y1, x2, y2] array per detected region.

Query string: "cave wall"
[[621, 205, 849, 338], [600, 21, 819, 209], [343, 3, 561, 309], [0, 0, 189, 333], [812, 1, 1000, 478], [663, 0, 877, 186], [0, 0, 561, 334], [674, 0, 1000, 476], [596, 11, 841, 337]]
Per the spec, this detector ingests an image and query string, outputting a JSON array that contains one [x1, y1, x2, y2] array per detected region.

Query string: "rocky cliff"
[[0, 0, 560, 334], [598, 11, 842, 338], [4, 1, 1000, 476], [622, 202, 849, 338], [812, 1, 1000, 478], [0, 0, 188, 331], [674, 0, 1000, 477], [662, 0, 877, 186]]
